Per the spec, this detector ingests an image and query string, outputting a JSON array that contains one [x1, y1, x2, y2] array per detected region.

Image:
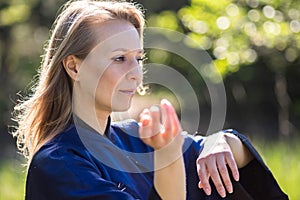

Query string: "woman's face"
[[77, 20, 143, 115]]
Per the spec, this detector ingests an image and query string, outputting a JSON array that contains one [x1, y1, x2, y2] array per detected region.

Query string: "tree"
[[146, 0, 300, 137], [0, 0, 66, 160]]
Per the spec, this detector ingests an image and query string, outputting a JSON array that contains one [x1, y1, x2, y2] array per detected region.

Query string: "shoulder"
[[29, 124, 98, 180], [33, 124, 87, 159], [111, 119, 139, 137], [26, 125, 105, 197], [26, 123, 152, 199]]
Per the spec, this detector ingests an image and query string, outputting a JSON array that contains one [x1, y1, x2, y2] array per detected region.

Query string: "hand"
[[138, 99, 183, 150], [196, 132, 240, 198], [139, 99, 186, 200]]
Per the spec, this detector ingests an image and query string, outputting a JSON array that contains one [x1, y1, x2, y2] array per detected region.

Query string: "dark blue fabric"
[[224, 129, 289, 200], [25, 119, 288, 200]]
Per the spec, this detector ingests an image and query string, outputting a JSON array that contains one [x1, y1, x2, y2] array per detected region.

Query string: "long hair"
[[11, 0, 144, 162]]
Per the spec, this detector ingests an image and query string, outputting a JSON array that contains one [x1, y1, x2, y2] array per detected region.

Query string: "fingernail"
[[204, 187, 211, 196], [198, 182, 203, 189], [140, 108, 150, 116], [150, 105, 160, 112], [161, 99, 171, 106], [140, 115, 151, 126], [220, 188, 226, 198], [234, 173, 239, 181], [142, 119, 149, 126], [228, 185, 233, 194]]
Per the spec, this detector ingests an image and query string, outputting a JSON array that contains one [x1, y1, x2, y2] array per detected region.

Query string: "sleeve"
[[147, 187, 162, 200], [25, 148, 161, 200], [182, 134, 207, 199], [184, 130, 289, 200], [222, 129, 289, 200]]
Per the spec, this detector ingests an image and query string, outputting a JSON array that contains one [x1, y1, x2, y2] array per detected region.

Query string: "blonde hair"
[[11, 0, 144, 162]]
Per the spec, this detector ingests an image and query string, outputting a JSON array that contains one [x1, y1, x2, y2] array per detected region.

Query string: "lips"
[[119, 89, 136, 95]]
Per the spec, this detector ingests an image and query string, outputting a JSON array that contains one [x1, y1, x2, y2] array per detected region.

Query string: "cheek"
[[97, 69, 123, 96], [78, 60, 109, 96]]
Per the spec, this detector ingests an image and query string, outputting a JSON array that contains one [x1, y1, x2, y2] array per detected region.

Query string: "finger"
[[139, 108, 149, 121], [198, 181, 203, 189], [139, 109, 152, 140], [207, 158, 226, 198], [225, 152, 240, 181], [165, 99, 182, 136], [149, 105, 162, 135], [196, 159, 211, 196], [216, 155, 233, 194], [139, 108, 150, 126], [160, 99, 172, 138]]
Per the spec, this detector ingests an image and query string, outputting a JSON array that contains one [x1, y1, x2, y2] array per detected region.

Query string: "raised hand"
[[138, 99, 184, 150], [138, 99, 186, 200]]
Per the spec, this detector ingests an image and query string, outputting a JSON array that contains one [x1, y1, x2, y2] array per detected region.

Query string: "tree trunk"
[[274, 73, 291, 136]]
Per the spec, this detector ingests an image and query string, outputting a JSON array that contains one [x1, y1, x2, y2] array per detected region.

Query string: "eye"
[[136, 54, 146, 64], [136, 57, 144, 64], [114, 56, 125, 62]]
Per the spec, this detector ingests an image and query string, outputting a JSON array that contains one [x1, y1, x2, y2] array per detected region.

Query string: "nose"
[[126, 60, 143, 85]]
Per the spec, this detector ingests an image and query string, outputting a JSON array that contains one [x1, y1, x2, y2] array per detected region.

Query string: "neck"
[[74, 109, 109, 135], [73, 100, 110, 136], [73, 84, 111, 135]]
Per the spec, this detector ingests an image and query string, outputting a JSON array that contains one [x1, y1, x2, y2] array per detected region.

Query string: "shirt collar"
[[72, 114, 111, 137]]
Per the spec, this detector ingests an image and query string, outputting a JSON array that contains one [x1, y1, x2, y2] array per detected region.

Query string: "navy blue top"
[[25, 118, 288, 200]]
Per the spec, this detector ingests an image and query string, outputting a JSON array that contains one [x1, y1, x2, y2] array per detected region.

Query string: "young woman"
[[12, 0, 288, 199]]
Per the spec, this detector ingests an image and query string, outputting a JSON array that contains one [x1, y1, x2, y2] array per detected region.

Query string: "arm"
[[154, 147, 186, 200], [139, 99, 186, 200], [224, 132, 253, 168], [196, 130, 288, 200], [196, 131, 253, 198]]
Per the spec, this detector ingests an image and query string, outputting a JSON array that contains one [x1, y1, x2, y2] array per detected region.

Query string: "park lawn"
[[0, 138, 298, 200], [253, 137, 300, 200], [0, 160, 26, 200]]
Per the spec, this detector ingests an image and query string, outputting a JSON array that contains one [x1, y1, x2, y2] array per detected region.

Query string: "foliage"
[[0, 0, 66, 160], [0, 2, 299, 198], [149, 0, 300, 76], [146, 0, 300, 136]]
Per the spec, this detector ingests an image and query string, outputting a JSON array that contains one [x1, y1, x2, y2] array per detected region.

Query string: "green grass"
[[253, 138, 300, 200], [0, 138, 299, 199], [0, 160, 26, 200]]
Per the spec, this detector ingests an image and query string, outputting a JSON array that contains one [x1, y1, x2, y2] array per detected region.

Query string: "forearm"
[[224, 133, 254, 168], [154, 149, 186, 200], [139, 100, 186, 199]]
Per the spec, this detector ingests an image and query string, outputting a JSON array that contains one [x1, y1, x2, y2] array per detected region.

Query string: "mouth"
[[119, 89, 136, 95]]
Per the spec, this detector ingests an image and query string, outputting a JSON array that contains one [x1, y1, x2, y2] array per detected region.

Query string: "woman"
[[12, 0, 288, 199]]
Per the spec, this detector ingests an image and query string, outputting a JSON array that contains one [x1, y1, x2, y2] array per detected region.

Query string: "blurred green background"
[[0, 0, 299, 199]]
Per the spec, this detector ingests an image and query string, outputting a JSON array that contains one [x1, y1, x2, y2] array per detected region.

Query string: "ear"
[[62, 55, 81, 81]]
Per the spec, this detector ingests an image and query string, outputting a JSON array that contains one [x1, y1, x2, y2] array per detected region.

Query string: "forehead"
[[92, 19, 142, 52]]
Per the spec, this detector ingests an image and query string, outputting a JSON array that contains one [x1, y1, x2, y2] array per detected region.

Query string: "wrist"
[[224, 132, 254, 168], [154, 131, 184, 170]]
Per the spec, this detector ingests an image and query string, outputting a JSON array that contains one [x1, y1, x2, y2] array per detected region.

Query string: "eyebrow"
[[112, 48, 144, 54]]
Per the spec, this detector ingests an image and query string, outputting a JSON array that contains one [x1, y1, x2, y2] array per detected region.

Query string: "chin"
[[112, 103, 132, 112], [113, 107, 130, 112], [112, 98, 133, 111]]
